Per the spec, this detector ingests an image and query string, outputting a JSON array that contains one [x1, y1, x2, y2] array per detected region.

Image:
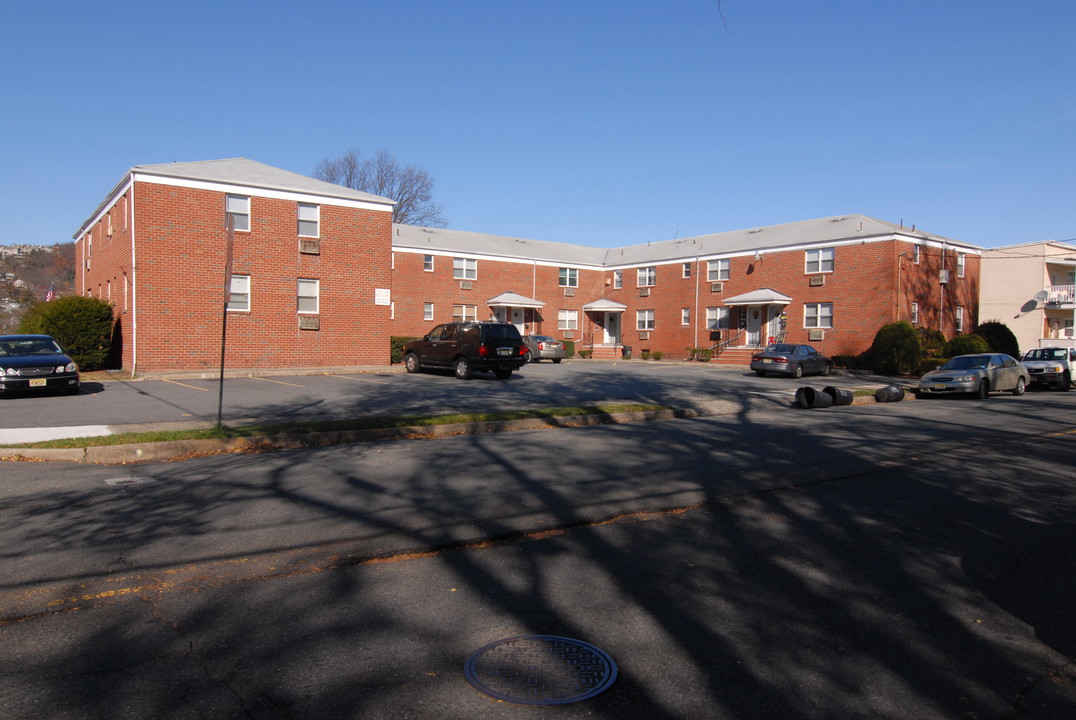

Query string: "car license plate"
[[497, 348, 512, 356], [30, 378, 47, 387], [762, 358, 773, 364], [933, 384, 946, 390]]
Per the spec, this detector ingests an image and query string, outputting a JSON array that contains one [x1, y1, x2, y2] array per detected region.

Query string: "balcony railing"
[[1047, 285, 1075, 305]]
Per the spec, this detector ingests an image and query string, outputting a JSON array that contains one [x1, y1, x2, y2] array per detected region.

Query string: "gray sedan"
[[918, 353, 1028, 398], [522, 334, 565, 363], [750, 343, 831, 378]]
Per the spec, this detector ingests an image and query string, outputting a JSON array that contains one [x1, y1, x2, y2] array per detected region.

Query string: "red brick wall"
[[113, 182, 392, 372]]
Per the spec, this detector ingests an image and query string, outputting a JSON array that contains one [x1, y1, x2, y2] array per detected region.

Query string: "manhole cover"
[[464, 635, 617, 705]]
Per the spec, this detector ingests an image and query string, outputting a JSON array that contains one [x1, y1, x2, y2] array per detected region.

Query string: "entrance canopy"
[[721, 288, 792, 306], [487, 291, 544, 309], [582, 298, 628, 312]]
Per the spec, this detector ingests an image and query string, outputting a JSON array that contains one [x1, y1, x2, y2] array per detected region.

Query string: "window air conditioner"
[[299, 316, 320, 330], [711, 282, 724, 293], [563, 287, 575, 297], [299, 239, 321, 255], [808, 275, 825, 286], [639, 287, 650, 297], [638, 331, 650, 340], [460, 281, 473, 290], [808, 329, 825, 341]]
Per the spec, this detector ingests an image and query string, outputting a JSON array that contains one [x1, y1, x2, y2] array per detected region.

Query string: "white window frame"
[[637, 267, 656, 288], [453, 257, 477, 280], [559, 268, 578, 288], [805, 248, 834, 274], [804, 302, 833, 328], [558, 309, 578, 330], [423, 254, 434, 272], [682, 262, 691, 279], [911, 302, 919, 325], [957, 253, 966, 278], [708, 259, 730, 282], [452, 304, 477, 322], [297, 202, 319, 237], [423, 302, 434, 321], [227, 274, 250, 312], [955, 305, 964, 332], [226, 194, 250, 232], [636, 309, 655, 331], [706, 306, 729, 330], [681, 308, 690, 326], [297, 278, 319, 314], [913, 245, 921, 264], [613, 270, 623, 289]]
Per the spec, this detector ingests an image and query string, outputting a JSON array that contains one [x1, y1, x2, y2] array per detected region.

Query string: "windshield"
[[1024, 348, 1066, 361], [942, 355, 989, 370], [0, 338, 63, 356]]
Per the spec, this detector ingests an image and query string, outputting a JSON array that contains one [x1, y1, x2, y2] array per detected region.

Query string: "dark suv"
[[403, 321, 526, 380]]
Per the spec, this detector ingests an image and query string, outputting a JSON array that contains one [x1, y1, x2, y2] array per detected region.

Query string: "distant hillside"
[[1, 243, 75, 332]]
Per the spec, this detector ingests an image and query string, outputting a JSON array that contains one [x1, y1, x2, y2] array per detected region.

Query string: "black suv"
[[403, 321, 526, 380]]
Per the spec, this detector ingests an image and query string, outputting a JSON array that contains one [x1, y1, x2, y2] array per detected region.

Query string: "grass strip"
[[8, 403, 669, 449]]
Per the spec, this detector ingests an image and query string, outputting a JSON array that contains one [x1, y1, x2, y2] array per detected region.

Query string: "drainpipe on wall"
[[129, 180, 138, 379]]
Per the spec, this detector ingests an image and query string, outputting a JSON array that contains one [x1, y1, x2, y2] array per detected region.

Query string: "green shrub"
[[690, 347, 712, 362], [915, 327, 946, 358], [830, 354, 859, 369], [867, 321, 921, 375], [579, 348, 592, 359], [18, 296, 114, 371], [652, 351, 663, 361], [973, 320, 1020, 357], [640, 350, 651, 360], [564, 340, 575, 358], [390, 336, 420, 364], [916, 357, 948, 375], [943, 333, 990, 357]]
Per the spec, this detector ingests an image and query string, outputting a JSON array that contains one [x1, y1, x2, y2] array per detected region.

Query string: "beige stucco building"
[[981, 241, 1076, 353]]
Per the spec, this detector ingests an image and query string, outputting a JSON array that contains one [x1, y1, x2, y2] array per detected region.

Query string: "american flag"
[[45, 284, 54, 302]]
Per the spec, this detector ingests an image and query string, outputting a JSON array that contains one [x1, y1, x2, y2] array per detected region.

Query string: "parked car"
[[403, 321, 526, 380], [918, 353, 1028, 398], [0, 334, 80, 396], [522, 334, 565, 363], [750, 343, 831, 378], [1021, 347, 1073, 391]]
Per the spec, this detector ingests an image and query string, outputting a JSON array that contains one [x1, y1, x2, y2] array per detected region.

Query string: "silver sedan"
[[918, 353, 1028, 399]]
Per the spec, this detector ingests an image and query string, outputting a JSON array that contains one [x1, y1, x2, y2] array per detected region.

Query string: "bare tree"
[[314, 148, 447, 227]]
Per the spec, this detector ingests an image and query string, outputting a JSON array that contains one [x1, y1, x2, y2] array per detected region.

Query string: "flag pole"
[[216, 214, 235, 431]]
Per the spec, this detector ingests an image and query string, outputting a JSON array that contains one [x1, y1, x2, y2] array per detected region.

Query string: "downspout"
[[130, 181, 138, 379], [694, 255, 700, 350]]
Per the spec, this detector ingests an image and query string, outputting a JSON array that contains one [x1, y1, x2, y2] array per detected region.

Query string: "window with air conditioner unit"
[[808, 329, 825, 341], [299, 238, 320, 255], [708, 259, 730, 282], [804, 302, 833, 329], [563, 287, 575, 297], [711, 282, 724, 293], [639, 287, 650, 297], [808, 274, 825, 286]]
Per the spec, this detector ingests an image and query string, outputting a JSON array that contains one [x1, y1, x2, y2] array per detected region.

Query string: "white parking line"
[[329, 375, 391, 384], [0, 425, 113, 444], [250, 376, 305, 387], [163, 379, 209, 391]]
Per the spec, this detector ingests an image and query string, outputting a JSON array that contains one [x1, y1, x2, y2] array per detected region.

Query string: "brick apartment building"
[[75, 158, 981, 372]]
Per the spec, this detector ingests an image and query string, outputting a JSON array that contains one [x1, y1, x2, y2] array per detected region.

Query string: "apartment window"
[[913, 245, 921, 264], [423, 254, 434, 272], [706, 306, 729, 329], [805, 248, 834, 274], [636, 309, 656, 331], [559, 268, 578, 287], [955, 306, 965, 333], [453, 257, 477, 280], [558, 309, 578, 330], [708, 259, 730, 282], [682, 262, 691, 279], [452, 304, 477, 321], [227, 274, 250, 311], [804, 302, 833, 328], [423, 302, 434, 321], [637, 267, 656, 287], [226, 194, 250, 232], [681, 308, 690, 325], [911, 302, 919, 325], [297, 203, 319, 237], [957, 253, 966, 278], [297, 279, 319, 314], [613, 270, 623, 289]]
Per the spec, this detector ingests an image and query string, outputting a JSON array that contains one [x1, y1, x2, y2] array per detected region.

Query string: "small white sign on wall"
[[374, 288, 391, 306]]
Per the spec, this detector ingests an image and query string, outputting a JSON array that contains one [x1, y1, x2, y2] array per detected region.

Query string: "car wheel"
[[552, 358, 562, 364], [453, 357, 473, 380], [523, 349, 534, 363], [1062, 373, 1072, 391], [404, 353, 421, 374], [792, 364, 803, 379], [755, 370, 766, 377], [493, 368, 513, 380], [976, 379, 990, 399], [1011, 376, 1026, 396], [822, 363, 831, 377]]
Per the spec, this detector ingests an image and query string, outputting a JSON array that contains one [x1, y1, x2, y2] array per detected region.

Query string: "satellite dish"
[[1033, 290, 1049, 303]]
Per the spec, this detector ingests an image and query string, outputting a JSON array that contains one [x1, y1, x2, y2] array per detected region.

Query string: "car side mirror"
[[423, 334, 431, 341]]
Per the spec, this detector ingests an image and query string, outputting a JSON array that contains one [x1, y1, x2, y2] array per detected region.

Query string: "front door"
[[746, 307, 763, 346], [604, 312, 620, 345], [511, 308, 524, 335]]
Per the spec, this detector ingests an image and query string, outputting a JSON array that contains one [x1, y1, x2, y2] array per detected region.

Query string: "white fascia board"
[[392, 245, 601, 271], [74, 176, 135, 240], [133, 173, 394, 213]]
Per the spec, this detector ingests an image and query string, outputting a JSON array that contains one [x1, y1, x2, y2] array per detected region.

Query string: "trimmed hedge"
[[943, 333, 990, 357], [18, 296, 114, 371], [973, 320, 1020, 357], [390, 336, 420, 364], [867, 321, 921, 375]]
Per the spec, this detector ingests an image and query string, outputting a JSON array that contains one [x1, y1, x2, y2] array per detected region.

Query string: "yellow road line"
[[250, 376, 304, 387], [329, 375, 390, 384], [163, 379, 209, 391]]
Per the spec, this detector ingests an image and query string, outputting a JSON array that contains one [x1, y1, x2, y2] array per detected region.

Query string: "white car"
[[1021, 347, 1074, 391]]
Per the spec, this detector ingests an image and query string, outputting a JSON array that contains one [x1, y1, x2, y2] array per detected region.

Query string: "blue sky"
[[2, 1, 1074, 249]]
